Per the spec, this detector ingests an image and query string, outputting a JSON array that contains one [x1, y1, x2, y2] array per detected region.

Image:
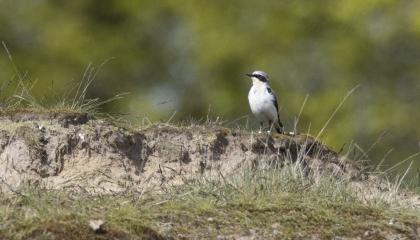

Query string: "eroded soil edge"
[[0, 113, 360, 193]]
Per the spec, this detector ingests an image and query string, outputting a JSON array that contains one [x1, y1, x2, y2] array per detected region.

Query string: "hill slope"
[[0, 111, 418, 239]]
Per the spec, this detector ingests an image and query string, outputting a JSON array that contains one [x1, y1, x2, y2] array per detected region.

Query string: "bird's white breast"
[[248, 84, 278, 122]]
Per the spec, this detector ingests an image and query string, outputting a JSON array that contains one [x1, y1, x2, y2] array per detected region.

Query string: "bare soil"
[[0, 112, 359, 194]]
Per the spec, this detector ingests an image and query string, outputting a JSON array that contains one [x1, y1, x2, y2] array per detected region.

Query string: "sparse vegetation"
[[0, 101, 419, 239], [1, 43, 126, 117], [0, 161, 419, 240]]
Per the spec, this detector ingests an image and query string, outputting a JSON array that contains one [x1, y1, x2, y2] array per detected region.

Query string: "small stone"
[[207, 217, 214, 222], [78, 133, 85, 141], [389, 218, 396, 225], [89, 219, 106, 234]]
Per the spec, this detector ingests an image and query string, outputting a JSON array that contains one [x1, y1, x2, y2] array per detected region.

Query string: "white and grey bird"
[[246, 70, 284, 134]]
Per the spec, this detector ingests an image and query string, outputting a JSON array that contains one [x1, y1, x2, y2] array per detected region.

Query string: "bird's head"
[[246, 70, 269, 84]]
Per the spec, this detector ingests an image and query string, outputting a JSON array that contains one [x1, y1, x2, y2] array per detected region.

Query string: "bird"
[[246, 70, 284, 134]]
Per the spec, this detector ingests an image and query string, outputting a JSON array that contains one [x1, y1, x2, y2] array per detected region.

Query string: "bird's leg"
[[275, 125, 283, 134], [258, 122, 263, 134], [267, 120, 273, 134], [276, 119, 284, 134]]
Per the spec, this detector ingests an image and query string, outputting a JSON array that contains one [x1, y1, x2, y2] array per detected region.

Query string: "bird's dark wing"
[[267, 87, 284, 128], [266, 87, 278, 111]]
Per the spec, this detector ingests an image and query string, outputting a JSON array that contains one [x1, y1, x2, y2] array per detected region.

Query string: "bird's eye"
[[257, 75, 267, 82]]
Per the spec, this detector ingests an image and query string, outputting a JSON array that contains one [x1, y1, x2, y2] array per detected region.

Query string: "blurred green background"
[[0, 0, 419, 173]]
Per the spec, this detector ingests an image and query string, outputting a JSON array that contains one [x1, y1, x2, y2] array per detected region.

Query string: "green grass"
[[1, 164, 419, 240]]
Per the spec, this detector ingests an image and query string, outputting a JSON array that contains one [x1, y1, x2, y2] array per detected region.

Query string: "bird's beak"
[[245, 73, 253, 77]]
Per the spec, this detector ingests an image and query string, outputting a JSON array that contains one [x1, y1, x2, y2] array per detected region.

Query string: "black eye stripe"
[[254, 74, 267, 82]]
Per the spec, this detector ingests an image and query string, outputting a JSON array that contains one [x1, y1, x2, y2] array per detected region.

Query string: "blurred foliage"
[[0, 0, 419, 171]]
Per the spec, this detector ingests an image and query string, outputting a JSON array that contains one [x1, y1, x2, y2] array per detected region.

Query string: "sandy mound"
[[0, 112, 360, 194]]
